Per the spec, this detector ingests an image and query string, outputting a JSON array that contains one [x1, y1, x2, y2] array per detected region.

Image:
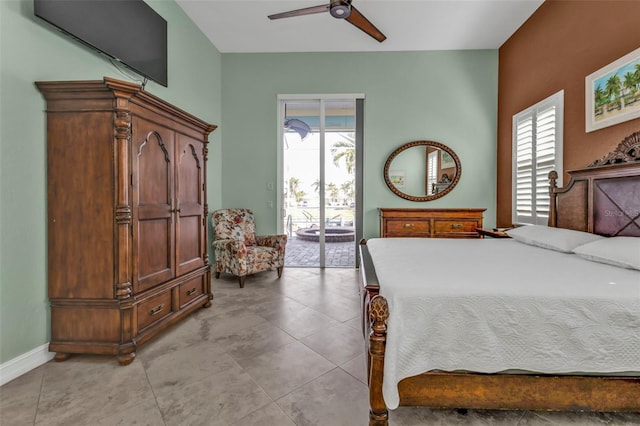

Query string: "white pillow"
[[573, 237, 640, 270], [505, 225, 604, 253]]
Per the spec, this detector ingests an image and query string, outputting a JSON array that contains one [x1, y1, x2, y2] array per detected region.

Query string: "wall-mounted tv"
[[34, 0, 168, 87]]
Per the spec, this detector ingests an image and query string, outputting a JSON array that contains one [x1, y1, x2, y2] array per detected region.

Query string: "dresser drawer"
[[385, 220, 430, 236], [380, 208, 485, 239], [179, 276, 204, 307], [138, 291, 172, 331], [434, 219, 480, 237]]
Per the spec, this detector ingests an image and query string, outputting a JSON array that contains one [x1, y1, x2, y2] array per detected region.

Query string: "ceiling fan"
[[268, 0, 387, 43]]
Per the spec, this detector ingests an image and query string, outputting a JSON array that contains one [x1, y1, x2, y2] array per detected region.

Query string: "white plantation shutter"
[[513, 91, 563, 225], [515, 114, 533, 220], [535, 106, 557, 219], [427, 150, 437, 195]]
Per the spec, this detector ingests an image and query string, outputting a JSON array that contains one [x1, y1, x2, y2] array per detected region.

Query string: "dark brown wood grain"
[[37, 77, 216, 364], [549, 133, 640, 237], [379, 208, 485, 239]]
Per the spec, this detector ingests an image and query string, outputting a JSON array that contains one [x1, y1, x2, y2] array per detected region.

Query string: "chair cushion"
[[246, 245, 278, 263], [244, 246, 279, 275], [213, 209, 257, 245]]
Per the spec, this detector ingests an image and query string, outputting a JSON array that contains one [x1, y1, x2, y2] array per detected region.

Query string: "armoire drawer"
[[138, 291, 172, 331], [179, 276, 204, 307]]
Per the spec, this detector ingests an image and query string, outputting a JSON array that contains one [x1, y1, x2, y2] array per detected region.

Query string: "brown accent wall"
[[497, 0, 640, 227]]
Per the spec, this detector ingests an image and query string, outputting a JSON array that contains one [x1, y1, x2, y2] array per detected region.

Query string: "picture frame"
[[585, 47, 640, 132], [389, 170, 406, 188], [441, 150, 455, 169]]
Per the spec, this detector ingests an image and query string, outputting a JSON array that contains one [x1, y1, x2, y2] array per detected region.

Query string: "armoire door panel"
[[136, 130, 172, 206], [176, 135, 205, 275], [177, 141, 202, 204], [136, 218, 173, 291], [132, 118, 176, 292], [137, 204, 172, 220], [47, 112, 115, 299], [177, 215, 203, 274]]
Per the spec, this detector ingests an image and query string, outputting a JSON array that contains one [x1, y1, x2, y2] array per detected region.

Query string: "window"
[[512, 91, 564, 225], [427, 150, 438, 195]]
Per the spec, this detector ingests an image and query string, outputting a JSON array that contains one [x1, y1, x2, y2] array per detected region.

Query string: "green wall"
[[0, 0, 222, 363], [221, 51, 498, 239], [1, 1, 499, 368]]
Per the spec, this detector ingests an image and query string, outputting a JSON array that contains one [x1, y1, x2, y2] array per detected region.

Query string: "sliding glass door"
[[279, 96, 362, 268]]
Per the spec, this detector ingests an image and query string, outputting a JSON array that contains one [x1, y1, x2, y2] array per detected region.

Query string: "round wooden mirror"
[[383, 140, 461, 201]]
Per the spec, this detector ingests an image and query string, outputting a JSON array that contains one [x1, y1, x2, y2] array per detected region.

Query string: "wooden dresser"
[[37, 77, 217, 365], [379, 208, 485, 238]]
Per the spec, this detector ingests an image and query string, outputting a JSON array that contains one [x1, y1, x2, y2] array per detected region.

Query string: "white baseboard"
[[0, 343, 54, 386]]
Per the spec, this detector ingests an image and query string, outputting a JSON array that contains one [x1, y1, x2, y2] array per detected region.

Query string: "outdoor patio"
[[284, 236, 356, 268]]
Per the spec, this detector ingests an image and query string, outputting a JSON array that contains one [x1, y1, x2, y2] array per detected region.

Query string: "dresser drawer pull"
[[403, 223, 415, 228], [148, 304, 165, 316], [186, 287, 197, 296], [451, 223, 463, 229]]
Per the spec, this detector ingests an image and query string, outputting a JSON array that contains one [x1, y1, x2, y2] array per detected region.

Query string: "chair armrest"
[[212, 239, 247, 255], [256, 234, 287, 250]]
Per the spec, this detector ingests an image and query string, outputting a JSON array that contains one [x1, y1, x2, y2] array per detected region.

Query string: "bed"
[[360, 131, 640, 426]]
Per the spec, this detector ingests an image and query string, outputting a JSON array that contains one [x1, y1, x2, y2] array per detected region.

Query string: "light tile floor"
[[2, 268, 640, 425]]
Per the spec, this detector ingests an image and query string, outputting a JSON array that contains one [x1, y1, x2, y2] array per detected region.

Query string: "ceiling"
[[176, 0, 544, 53]]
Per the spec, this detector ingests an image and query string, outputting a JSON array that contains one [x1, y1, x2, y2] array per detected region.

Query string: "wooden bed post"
[[369, 295, 389, 426], [548, 170, 558, 227]]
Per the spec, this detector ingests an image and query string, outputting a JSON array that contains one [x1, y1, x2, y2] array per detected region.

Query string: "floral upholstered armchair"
[[211, 209, 287, 288]]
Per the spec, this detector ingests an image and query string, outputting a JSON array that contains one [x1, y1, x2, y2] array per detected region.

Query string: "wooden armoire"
[[36, 77, 216, 365]]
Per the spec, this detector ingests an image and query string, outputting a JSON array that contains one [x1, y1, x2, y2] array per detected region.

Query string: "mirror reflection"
[[384, 140, 461, 201]]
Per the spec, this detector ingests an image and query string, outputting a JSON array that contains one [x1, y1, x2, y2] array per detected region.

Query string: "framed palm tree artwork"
[[440, 150, 455, 168], [585, 46, 640, 132], [389, 170, 406, 188]]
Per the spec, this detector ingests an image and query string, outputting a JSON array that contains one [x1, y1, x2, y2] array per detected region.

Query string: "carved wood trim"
[[588, 131, 640, 167], [368, 295, 389, 426], [103, 77, 218, 137], [549, 131, 640, 233], [114, 110, 133, 300], [203, 144, 209, 267], [547, 170, 561, 228], [183, 143, 201, 170]]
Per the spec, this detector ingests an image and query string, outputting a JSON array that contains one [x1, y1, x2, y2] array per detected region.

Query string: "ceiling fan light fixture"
[[284, 118, 312, 140], [330, 2, 351, 19], [268, 0, 386, 43]]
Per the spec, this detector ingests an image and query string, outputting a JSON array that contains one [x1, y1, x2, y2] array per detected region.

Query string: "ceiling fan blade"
[[345, 5, 386, 42], [268, 4, 329, 20]]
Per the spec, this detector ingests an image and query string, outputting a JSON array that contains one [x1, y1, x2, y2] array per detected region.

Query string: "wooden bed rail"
[[359, 239, 380, 293]]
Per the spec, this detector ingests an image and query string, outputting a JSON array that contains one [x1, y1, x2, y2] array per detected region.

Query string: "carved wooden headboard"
[[549, 131, 640, 237]]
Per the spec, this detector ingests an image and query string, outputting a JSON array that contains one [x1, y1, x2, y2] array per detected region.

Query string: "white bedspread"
[[366, 238, 640, 409]]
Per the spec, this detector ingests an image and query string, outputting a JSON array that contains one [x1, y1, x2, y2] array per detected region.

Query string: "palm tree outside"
[[281, 98, 357, 268]]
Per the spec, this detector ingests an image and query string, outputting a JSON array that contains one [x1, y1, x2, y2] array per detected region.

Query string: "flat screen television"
[[34, 0, 168, 87]]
